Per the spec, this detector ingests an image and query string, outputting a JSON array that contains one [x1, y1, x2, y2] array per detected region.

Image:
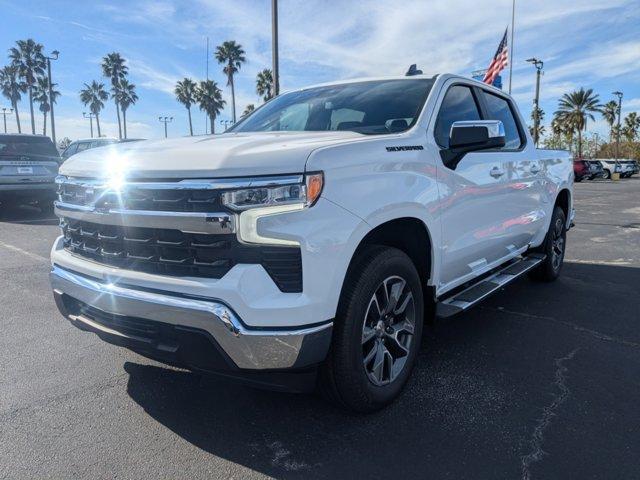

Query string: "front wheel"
[[530, 206, 567, 282], [603, 169, 611, 179], [320, 246, 424, 413]]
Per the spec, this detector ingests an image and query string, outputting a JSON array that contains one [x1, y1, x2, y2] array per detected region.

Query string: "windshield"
[[231, 79, 434, 135], [0, 136, 59, 157]]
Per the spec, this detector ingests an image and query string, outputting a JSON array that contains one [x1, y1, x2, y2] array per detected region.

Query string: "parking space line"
[[0, 241, 49, 263]]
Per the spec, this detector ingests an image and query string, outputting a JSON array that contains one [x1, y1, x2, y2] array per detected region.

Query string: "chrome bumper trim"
[[50, 265, 331, 370], [54, 201, 236, 234]]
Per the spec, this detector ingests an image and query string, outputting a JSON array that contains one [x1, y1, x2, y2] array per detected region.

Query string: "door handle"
[[489, 166, 505, 178], [530, 164, 541, 174]]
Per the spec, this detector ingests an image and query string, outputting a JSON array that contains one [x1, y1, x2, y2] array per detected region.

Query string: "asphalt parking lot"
[[1, 178, 639, 480]]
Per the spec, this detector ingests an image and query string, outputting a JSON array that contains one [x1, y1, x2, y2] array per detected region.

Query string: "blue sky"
[[1, 0, 639, 141]]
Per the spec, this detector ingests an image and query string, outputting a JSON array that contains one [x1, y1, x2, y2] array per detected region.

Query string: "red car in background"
[[573, 159, 603, 182]]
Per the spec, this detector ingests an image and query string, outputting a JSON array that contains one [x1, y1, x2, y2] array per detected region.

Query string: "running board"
[[435, 253, 546, 318]]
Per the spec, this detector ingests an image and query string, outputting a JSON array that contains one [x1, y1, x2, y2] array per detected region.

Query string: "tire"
[[603, 169, 611, 179], [319, 246, 424, 413], [530, 206, 567, 282]]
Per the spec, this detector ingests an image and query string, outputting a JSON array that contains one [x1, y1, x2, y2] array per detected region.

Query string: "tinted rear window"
[[0, 136, 58, 157]]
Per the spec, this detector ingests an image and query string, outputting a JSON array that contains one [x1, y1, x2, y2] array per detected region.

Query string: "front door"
[[433, 84, 511, 289]]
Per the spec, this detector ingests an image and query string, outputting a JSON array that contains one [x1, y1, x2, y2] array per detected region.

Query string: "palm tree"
[[115, 79, 137, 139], [0, 65, 25, 133], [195, 80, 226, 134], [601, 100, 619, 142], [214, 40, 246, 123], [175, 78, 197, 136], [242, 104, 255, 117], [101, 52, 128, 139], [622, 112, 639, 142], [256, 69, 273, 102], [555, 87, 601, 158], [9, 39, 46, 134], [79, 81, 108, 137], [33, 76, 60, 136]]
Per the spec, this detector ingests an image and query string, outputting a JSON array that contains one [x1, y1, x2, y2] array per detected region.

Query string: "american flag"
[[483, 28, 509, 85]]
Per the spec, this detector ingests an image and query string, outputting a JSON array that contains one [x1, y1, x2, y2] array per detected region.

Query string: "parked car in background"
[[61, 138, 145, 161], [573, 159, 603, 181], [598, 159, 635, 179], [0, 134, 61, 213], [621, 160, 638, 177]]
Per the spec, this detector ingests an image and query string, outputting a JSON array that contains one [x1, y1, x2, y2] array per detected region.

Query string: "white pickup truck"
[[50, 74, 573, 412]]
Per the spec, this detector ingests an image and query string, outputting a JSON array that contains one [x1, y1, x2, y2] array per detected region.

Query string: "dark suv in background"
[[0, 134, 61, 213]]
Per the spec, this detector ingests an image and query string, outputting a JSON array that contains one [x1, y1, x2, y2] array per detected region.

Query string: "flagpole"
[[508, 0, 515, 93]]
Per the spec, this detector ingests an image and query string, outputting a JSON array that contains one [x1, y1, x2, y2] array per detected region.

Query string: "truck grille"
[[60, 218, 302, 292], [55, 177, 303, 292]]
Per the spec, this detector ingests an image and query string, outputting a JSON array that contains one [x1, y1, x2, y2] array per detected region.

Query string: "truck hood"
[[59, 131, 363, 179]]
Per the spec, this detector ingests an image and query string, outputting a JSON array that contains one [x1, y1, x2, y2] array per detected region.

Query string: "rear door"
[[434, 84, 512, 288], [476, 89, 544, 251]]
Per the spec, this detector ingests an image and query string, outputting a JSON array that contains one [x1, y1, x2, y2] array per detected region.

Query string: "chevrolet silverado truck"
[[50, 74, 573, 412]]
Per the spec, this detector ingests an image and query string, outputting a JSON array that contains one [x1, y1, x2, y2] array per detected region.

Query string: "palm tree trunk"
[[115, 100, 122, 139], [577, 129, 582, 158], [12, 100, 21, 133], [28, 86, 35, 134], [210, 115, 215, 134], [43, 112, 47, 136], [230, 74, 236, 123], [187, 106, 193, 136], [96, 114, 102, 137], [122, 109, 127, 139]]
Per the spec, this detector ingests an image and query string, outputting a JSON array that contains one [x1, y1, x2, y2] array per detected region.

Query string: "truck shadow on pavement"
[[123, 262, 640, 479]]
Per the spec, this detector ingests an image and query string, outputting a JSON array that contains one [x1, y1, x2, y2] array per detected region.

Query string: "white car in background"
[[598, 159, 636, 179]]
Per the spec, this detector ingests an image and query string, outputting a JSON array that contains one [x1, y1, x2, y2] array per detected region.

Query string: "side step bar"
[[435, 253, 546, 318]]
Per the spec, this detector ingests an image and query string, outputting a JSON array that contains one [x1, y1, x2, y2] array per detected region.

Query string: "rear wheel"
[[603, 169, 611, 179], [530, 206, 567, 282], [320, 246, 424, 413]]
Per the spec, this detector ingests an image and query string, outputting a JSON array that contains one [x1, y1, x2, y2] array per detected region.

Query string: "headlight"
[[222, 173, 324, 246], [221, 173, 323, 211]]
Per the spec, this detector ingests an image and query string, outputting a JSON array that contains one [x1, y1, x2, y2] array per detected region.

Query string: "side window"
[[62, 143, 78, 158], [330, 108, 365, 130], [278, 103, 310, 131], [480, 91, 523, 149], [434, 85, 481, 148], [76, 142, 90, 152]]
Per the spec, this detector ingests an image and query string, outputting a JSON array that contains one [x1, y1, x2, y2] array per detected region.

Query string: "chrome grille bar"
[[54, 201, 235, 234]]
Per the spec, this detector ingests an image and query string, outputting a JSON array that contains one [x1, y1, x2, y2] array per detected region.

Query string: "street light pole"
[[613, 91, 623, 165], [83, 112, 95, 138], [526, 58, 543, 147], [159, 116, 173, 138], [1, 107, 13, 133], [271, 0, 280, 96], [45, 50, 59, 144]]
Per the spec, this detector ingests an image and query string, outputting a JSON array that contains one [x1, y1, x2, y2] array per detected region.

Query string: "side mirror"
[[441, 120, 506, 169]]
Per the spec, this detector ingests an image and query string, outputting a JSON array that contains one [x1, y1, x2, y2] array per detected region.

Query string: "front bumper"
[[50, 265, 332, 388]]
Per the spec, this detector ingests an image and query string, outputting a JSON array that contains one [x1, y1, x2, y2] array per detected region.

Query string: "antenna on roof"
[[405, 64, 423, 76]]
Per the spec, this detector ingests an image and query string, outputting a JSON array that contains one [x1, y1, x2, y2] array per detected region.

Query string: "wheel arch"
[[339, 217, 436, 317], [555, 188, 571, 221]]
